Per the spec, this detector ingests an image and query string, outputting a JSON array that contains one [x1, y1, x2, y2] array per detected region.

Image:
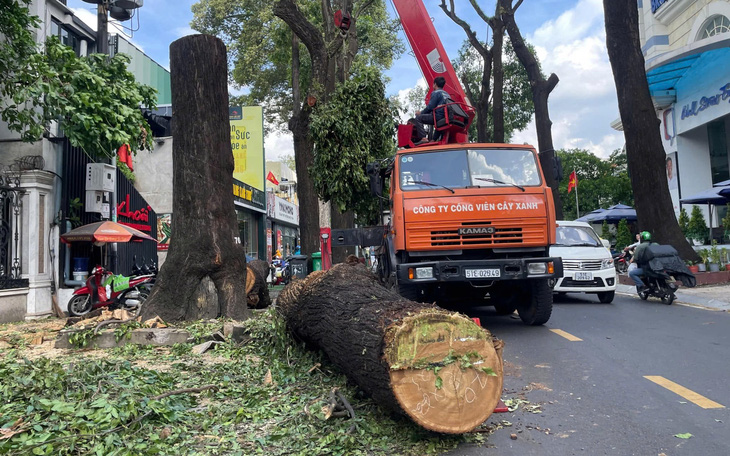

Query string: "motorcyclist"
[[628, 231, 654, 293]]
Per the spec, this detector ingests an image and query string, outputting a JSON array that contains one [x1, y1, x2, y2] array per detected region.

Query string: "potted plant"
[[722, 247, 730, 271], [687, 206, 709, 245], [708, 240, 721, 272], [722, 204, 730, 243], [697, 248, 709, 272], [686, 260, 700, 274]]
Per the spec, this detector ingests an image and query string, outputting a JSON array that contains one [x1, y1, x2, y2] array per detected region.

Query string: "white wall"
[[677, 125, 716, 224]]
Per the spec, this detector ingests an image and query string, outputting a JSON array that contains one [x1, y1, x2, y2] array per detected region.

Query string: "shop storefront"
[[266, 192, 299, 260], [234, 179, 266, 260]]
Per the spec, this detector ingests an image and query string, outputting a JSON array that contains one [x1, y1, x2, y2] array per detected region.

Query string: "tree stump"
[[246, 259, 271, 308], [277, 262, 504, 434], [139, 34, 250, 322]]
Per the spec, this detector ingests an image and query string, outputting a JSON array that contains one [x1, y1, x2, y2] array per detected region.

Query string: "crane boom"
[[391, 0, 469, 107]]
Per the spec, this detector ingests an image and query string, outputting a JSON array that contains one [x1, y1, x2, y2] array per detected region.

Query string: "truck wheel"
[[597, 291, 615, 303], [517, 279, 553, 326]]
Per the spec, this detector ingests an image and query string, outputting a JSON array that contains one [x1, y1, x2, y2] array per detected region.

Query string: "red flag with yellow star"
[[567, 170, 577, 194]]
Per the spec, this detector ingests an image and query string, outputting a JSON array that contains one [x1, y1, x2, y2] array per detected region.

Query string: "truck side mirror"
[[366, 162, 383, 197], [553, 156, 564, 182]]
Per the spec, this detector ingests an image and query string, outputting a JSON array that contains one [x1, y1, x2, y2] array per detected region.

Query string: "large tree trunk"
[[140, 35, 250, 322], [330, 207, 355, 263], [603, 0, 699, 261], [491, 15, 505, 143], [277, 261, 504, 434], [500, 0, 564, 220]]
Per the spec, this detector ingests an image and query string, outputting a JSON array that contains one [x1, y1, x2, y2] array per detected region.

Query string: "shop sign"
[[233, 179, 266, 210], [680, 83, 730, 120], [157, 213, 172, 251], [272, 195, 299, 225], [117, 193, 152, 232]]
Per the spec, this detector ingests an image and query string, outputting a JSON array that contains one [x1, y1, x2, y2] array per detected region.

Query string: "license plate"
[[574, 272, 593, 281], [465, 268, 501, 279]]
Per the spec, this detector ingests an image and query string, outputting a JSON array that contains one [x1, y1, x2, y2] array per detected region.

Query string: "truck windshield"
[[399, 148, 541, 191]]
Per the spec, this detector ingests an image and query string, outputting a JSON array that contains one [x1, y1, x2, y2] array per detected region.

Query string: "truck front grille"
[[406, 220, 547, 250]]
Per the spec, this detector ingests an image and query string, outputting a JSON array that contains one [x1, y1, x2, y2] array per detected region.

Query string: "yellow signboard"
[[229, 106, 264, 190]]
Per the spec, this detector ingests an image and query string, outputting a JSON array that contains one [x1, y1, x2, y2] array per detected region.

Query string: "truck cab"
[[373, 143, 563, 325]]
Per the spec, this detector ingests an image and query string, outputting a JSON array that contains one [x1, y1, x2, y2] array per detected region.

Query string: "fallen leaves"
[[674, 433, 692, 439], [0, 418, 28, 440]]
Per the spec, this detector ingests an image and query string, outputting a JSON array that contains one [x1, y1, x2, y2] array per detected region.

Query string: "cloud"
[[516, 0, 622, 158], [173, 26, 198, 39], [265, 131, 294, 161]]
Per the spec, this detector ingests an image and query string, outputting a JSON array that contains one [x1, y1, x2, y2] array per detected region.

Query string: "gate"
[[0, 172, 28, 290]]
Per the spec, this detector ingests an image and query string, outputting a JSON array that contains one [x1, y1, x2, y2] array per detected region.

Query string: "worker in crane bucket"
[[413, 76, 449, 143]]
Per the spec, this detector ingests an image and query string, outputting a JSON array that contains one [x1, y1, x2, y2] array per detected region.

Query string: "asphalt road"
[[444, 291, 730, 456]]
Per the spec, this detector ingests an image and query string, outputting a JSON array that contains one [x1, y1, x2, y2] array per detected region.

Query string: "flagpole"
[[574, 169, 580, 219]]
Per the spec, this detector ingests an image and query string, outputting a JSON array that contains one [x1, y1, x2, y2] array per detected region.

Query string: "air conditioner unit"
[[86, 163, 115, 192]]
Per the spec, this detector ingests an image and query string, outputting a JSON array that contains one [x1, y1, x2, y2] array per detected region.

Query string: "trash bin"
[[73, 257, 89, 272], [312, 252, 322, 271], [288, 254, 308, 280]]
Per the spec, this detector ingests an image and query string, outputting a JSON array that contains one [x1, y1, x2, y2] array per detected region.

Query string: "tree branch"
[[439, 0, 489, 58], [354, 0, 375, 19], [468, 0, 492, 24]]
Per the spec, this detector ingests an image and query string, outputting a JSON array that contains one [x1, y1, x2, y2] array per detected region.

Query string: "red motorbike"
[[67, 265, 155, 317], [613, 248, 632, 274]]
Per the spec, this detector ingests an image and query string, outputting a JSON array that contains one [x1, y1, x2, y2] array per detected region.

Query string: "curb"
[[615, 286, 729, 311]]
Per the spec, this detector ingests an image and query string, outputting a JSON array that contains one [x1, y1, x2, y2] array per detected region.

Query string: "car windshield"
[[399, 148, 541, 191], [555, 226, 602, 247]]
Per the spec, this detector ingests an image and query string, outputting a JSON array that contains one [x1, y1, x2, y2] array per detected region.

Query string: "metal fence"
[[0, 172, 28, 290]]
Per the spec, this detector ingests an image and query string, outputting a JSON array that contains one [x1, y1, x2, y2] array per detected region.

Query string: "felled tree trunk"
[[246, 260, 271, 309], [277, 262, 504, 434], [140, 35, 250, 322]]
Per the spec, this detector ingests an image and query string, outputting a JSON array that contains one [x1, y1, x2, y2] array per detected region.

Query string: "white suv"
[[549, 221, 617, 303]]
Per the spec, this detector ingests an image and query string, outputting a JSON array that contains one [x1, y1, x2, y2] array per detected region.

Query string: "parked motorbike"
[[132, 256, 158, 284], [613, 249, 632, 274], [637, 270, 678, 305], [67, 265, 156, 317], [270, 258, 290, 286]]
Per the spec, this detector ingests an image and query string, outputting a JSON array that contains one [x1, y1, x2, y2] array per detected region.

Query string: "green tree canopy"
[[557, 148, 634, 220], [310, 67, 396, 224], [0, 0, 156, 157], [452, 39, 534, 143]]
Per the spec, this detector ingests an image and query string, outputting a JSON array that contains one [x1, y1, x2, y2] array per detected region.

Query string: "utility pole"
[[96, 1, 109, 55]]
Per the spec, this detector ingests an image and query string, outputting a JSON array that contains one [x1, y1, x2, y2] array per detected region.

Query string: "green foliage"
[[557, 148, 634, 219], [698, 248, 710, 265], [310, 67, 397, 224], [687, 205, 709, 243], [67, 328, 96, 348], [678, 207, 690, 238], [0, 2, 156, 157], [615, 219, 633, 250], [708, 240, 721, 265], [117, 157, 135, 183], [453, 39, 534, 142], [0, 311, 480, 455], [192, 0, 403, 130], [601, 221, 611, 242], [67, 197, 83, 228]]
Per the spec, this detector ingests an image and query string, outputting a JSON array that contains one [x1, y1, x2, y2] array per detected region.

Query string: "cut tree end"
[[386, 311, 504, 434]]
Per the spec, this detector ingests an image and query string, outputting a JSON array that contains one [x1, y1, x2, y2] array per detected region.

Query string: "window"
[[50, 19, 82, 56], [700, 15, 730, 40], [555, 226, 602, 247], [399, 148, 541, 191], [708, 120, 729, 185]]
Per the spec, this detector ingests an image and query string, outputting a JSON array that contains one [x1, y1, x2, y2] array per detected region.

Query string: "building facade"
[[637, 0, 730, 231]]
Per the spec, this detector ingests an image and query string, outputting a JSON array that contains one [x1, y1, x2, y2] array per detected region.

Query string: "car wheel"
[[597, 291, 615, 304]]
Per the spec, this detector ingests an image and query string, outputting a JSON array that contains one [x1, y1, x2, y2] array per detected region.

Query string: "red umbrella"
[[61, 221, 157, 244]]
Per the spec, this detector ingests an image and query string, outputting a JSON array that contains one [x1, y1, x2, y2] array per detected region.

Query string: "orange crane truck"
[[332, 0, 563, 325]]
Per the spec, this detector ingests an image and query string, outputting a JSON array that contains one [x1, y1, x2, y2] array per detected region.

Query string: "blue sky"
[[66, 0, 622, 160]]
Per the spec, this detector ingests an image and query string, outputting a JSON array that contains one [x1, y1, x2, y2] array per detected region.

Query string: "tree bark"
[[246, 259, 272, 309], [140, 35, 250, 322], [603, 0, 699, 261], [490, 12, 505, 143], [277, 261, 504, 434], [500, 0, 564, 219]]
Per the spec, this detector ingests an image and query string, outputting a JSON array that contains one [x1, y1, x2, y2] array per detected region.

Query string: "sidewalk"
[[616, 282, 730, 311]]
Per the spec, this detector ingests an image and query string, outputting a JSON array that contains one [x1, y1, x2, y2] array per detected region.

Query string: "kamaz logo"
[[458, 227, 495, 235]]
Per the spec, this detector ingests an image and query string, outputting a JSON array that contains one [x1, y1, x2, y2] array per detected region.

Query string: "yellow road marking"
[[644, 376, 725, 409], [549, 329, 582, 341]]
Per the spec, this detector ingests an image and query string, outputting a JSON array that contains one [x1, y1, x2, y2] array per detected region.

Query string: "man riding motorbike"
[[628, 230, 654, 293]]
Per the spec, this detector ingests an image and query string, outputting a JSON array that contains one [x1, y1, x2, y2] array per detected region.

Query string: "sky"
[[66, 0, 624, 161]]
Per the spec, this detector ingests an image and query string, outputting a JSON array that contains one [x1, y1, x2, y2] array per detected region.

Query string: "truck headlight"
[[415, 267, 434, 279], [602, 258, 614, 269], [527, 263, 547, 274]]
